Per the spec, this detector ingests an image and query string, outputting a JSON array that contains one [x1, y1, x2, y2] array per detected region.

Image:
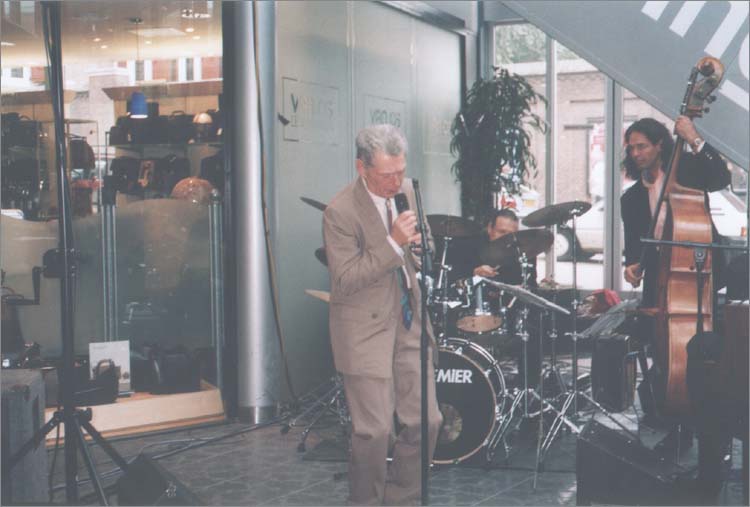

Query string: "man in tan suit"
[[323, 125, 442, 505]]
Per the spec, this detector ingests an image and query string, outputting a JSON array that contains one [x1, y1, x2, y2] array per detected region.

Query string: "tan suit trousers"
[[341, 298, 443, 506]]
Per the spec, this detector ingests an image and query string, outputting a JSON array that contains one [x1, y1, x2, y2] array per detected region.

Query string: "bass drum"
[[434, 338, 506, 464]]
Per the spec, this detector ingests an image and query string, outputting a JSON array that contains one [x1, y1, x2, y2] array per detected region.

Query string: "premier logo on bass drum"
[[435, 368, 473, 384]]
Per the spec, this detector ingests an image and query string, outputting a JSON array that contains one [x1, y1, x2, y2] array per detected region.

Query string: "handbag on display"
[[2, 113, 42, 147], [154, 154, 190, 195], [149, 345, 201, 394], [110, 156, 143, 196], [199, 152, 224, 193], [109, 116, 131, 145], [166, 111, 194, 144]]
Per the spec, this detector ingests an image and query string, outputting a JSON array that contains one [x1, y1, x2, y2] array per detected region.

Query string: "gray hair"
[[355, 124, 408, 167]]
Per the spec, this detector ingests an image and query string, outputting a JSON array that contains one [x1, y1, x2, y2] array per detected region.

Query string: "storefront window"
[[2, 1, 225, 429], [552, 42, 606, 291], [493, 23, 548, 278]]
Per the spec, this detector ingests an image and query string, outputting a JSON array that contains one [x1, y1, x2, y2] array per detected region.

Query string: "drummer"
[[472, 208, 538, 287], [465, 208, 543, 390]]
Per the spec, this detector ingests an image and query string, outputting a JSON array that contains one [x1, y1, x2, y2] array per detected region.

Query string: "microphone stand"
[[412, 180, 432, 505]]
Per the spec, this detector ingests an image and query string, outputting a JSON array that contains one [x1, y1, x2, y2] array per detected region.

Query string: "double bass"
[[639, 56, 724, 418]]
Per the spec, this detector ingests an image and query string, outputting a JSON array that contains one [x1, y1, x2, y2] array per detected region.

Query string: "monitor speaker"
[[1, 369, 49, 505], [117, 454, 202, 505], [576, 419, 692, 506]]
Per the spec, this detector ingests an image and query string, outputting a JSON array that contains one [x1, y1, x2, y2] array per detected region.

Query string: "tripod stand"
[[281, 375, 349, 453], [1, 5, 129, 504]]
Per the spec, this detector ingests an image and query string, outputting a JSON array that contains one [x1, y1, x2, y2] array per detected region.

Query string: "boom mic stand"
[[2, 5, 128, 505], [412, 180, 433, 505]]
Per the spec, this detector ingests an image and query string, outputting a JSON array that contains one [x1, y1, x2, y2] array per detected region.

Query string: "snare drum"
[[434, 338, 507, 464]]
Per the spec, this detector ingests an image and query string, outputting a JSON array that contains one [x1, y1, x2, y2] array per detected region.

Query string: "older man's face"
[[356, 151, 406, 199]]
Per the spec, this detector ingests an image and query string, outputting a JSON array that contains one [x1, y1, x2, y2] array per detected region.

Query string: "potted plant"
[[450, 66, 547, 225]]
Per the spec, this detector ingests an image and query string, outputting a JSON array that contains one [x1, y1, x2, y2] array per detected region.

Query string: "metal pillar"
[[231, 1, 279, 423]]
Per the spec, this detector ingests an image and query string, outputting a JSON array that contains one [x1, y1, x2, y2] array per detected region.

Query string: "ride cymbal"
[[300, 196, 327, 211], [522, 201, 592, 227]]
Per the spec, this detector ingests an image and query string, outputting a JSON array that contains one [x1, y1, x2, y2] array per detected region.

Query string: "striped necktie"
[[386, 198, 413, 330]]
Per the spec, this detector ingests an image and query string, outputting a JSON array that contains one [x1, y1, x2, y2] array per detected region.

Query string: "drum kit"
[[299, 195, 627, 469]]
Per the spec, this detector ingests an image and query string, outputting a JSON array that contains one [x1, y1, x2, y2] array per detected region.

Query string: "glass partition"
[[2, 1, 225, 399]]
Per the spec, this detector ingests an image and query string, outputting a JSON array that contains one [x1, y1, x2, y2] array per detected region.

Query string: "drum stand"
[[490, 253, 565, 457], [433, 236, 454, 340], [281, 375, 349, 453], [537, 216, 635, 466]]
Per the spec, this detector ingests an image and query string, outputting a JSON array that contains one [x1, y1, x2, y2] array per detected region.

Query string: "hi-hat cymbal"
[[300, 196, 327, 211], [426, 214, 482, 238], [522, 201, 592, 227], [315, 247, 328, 266], [479, 229, 553, 266]]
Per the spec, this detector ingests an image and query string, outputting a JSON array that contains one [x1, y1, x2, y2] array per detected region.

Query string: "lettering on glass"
[[282, 77, 339, 144], [641, 0, 749, 111], [364, 94, 406, 132]]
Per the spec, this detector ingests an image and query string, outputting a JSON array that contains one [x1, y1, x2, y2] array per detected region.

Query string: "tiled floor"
[[44, 354, 745, 506]]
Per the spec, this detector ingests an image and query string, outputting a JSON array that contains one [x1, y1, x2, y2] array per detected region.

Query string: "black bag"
[[149, 345, 201, 394], [166, 111, 194, 144], [154, 154, 190, 195], [2, 114, 41, 147], [110, 156, 143, 196], [109, 116, 131, 145], [199, 152, 224, 193], [1, 158, 40, 213]]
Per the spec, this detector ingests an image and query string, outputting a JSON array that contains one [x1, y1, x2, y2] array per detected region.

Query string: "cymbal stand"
[[433, 236, 453, 340], [537, 215, 636, 464], [544, 292, 568, 397]]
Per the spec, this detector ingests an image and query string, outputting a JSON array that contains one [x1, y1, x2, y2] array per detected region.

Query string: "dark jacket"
[[620, 142, 730, 306]]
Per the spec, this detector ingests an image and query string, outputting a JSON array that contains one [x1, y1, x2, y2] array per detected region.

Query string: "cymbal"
[[315, 247, 328, 266], [479, 229, 553, 266], [426, 214, 481, 238], [477, 277, 570, 315], [300, 196, 327, 211], [522, 201, 592, 227], [305, 289, 330, 303]]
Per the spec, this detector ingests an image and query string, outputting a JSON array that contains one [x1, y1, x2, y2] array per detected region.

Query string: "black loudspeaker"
[[590, 333, 636, 412], [1, 369, 49, 505], [117, 454, 201, 505], [576, 420, 692, 506]]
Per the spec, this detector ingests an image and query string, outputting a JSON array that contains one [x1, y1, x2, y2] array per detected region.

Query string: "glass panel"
[[1, 2, 60, 362], [493, 23, 548, 279], [553, 42, 606, 290], [2, 2, 225, 397]]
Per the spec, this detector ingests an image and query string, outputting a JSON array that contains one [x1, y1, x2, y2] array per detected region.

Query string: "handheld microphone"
[[394, 193, 409, 215]]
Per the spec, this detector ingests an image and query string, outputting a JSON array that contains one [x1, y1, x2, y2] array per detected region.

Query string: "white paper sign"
[[89, 340, 131, 394]]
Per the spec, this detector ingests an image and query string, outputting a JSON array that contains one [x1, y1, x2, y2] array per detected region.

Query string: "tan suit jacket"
[[323, 177, 435, 378]]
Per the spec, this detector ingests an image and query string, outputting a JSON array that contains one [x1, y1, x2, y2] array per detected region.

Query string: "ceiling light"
[[100, 45, 108, 49], [1, 41, 16, 46], [185, 27, 195, 33], [192, 35, 200, 40], [93, 37, 101, 42], [145, 40, 152, 44]]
